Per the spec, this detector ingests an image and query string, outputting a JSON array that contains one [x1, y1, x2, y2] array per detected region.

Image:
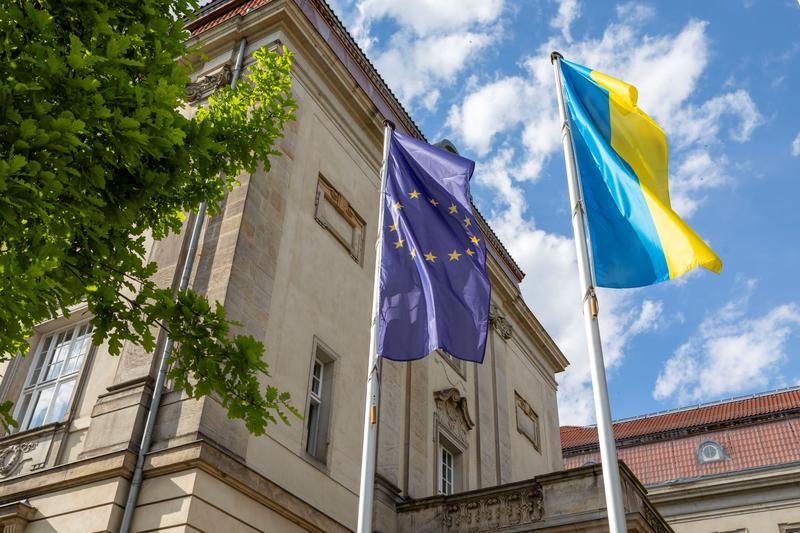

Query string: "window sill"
[[300, 450, 331, 475], [0, 422, 62, 447]]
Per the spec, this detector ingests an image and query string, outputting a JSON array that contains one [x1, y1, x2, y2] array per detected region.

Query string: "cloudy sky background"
[[329, 0, 800, 425]]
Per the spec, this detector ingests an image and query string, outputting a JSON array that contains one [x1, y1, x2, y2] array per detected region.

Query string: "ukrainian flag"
[[560, 58, 722, 288]]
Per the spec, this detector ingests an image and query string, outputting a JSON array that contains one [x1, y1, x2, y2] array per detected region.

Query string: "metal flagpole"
[[356, 119, 395, 533], [550, 51, 627, 533]]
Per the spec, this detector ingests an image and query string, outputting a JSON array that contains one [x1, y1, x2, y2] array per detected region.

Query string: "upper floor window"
[[697, 440, 727, 464], [304, 341, 336, 464], [438, 444, 455, 495], [314, 176, 365, 264], [16, 322, 93, 431]]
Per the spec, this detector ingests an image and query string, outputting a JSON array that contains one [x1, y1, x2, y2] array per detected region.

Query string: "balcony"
[[397, 463, 672, 532]]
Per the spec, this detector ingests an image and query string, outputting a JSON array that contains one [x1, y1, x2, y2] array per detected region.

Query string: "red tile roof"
[[561, 388, 800, 485], [564, 417, 800, 485], [187, 0, 270, 35], [561, 387, 800, 450]]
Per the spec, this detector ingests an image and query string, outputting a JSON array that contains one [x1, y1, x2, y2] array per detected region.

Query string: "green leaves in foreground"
[[0, 0, 298, 434]]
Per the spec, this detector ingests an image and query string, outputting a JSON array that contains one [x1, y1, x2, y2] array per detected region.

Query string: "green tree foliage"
[[0, 0, 299, 434]]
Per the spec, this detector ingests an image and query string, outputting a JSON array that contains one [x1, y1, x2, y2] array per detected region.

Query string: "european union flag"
[[377, 131, 490, 363]]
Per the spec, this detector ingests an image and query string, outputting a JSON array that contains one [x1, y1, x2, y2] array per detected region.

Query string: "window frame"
[[433, 430, 464, 496], [302, 338, 338, 467], [438, 444, 455, 495], [14, 320, 94, 433], [696, 440, 727, 465]]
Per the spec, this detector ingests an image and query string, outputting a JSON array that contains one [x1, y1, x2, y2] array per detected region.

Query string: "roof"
[[564, 417, 800, 486], [561, 387, 800, 486], [561, 387, 800, 451]]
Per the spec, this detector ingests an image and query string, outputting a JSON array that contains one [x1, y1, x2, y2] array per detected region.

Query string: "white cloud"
[[475, 149, 663, 425], [375, 31, 496, 106], [670, 151, 729, 218], [350, 0, 504, 111], [550, 0, 581, 43], [654, 293, 800, 404], [447, 78, 529, 155], [615, 2, 655, 25], [354, 0, 503, 37], [669, 90, 762, 147], [792, 132, 800, 156]]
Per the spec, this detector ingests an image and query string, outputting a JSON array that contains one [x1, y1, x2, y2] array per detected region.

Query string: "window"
[[16, 322, 93, 431], [697, 440, 727, 464], [314, 176, 365, 263], [304, 342, 335, 464], [779, 524, 800, 533], [438, 445, 455, 495]]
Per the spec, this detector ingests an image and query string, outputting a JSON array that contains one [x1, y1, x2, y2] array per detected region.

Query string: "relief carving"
[[0, 441, 38, 478], [442, 484, 544, 532], [186, 63, 233, 103], [488, 303, 513, 340], [434, 388, 474, 445]]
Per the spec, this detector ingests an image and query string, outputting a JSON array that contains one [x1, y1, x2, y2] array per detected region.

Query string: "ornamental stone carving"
[[186, 63, 233, 103], [488, 303, 513, 340], [0, 441, 37, 478], [442, 484, 544, 532], [434, 388, 474, 445]]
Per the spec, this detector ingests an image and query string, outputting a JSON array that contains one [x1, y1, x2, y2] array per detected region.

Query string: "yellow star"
[[388, 223, 397, 232], [409, 248, 417, 258], [424, 251, 437, 262], [448, 203, 458, 214], [466, 248, 475, 257], [470, 235, 480, 245], [463, 216, 472, 227], [409, 190, 421, 199], [394, 238, 405, 249], [429, 198, 440, 206], [393, 201, 404, 210], [448, 250, 462, 261]]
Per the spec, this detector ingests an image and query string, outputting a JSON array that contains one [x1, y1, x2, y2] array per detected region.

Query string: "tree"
[[0, 0, 299, 434]]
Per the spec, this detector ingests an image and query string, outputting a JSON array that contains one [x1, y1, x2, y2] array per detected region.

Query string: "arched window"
[[697, 440, 727, 464]]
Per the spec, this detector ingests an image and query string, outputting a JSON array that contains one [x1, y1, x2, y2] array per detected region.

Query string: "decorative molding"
[[441, 484, 543, 532], [434, 389, 474, 446], [186, 63, 232, 103], [514, 392, 541, 451], [488, 304, 513, 340], [643, 503, 671, 533], [0, 441, 37, 478]]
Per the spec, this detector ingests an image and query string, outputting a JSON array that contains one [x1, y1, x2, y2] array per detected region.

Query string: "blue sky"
[[329, 0, 800, 425]]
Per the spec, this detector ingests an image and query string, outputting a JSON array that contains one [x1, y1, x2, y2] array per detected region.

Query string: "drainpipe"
[[118, 36, 248, 533]]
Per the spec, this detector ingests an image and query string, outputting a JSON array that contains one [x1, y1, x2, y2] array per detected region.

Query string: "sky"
[[328, 0, 800, 426]]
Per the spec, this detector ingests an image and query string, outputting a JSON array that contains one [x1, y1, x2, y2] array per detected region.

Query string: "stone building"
[[563, 387, 800, 533], [0, 0, 671, 531]]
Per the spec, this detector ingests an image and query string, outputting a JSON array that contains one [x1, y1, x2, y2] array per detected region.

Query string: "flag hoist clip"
[[583, 286, 599, 318]]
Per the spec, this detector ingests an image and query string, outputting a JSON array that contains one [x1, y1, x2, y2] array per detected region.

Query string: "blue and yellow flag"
[[377, 131, 490, 363], [560, 59, 722, 288]]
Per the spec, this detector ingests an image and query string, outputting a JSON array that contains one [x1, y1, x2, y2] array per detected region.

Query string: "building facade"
[[563, 387, 800, 533], [0, 1, 672, 531]]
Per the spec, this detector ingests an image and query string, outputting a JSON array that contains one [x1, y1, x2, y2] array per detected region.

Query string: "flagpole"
[[551, 51, 627, 533], [357, 119, 394, 533]]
